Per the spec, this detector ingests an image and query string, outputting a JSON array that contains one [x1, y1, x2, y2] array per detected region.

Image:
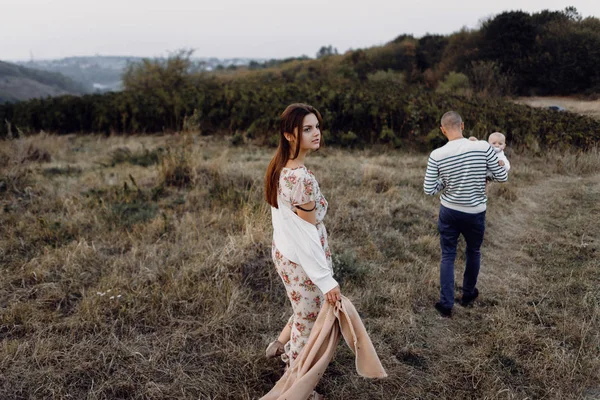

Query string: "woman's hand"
[[325, 286, 341, 305]]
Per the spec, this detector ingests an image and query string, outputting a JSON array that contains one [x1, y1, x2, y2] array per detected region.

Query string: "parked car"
[[547, 105, 566, 112]]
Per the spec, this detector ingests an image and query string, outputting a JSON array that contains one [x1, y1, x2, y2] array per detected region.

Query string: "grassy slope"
[[0, 134, 599, 399], [0, 76, 71, 103], [0, 60, 87, 102]]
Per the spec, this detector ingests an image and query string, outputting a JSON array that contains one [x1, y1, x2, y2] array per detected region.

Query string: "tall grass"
[[1, 133, 599, 399]]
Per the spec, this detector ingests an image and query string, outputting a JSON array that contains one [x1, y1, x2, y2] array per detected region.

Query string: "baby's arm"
[[498, 152, 510, 172], [503, 158, 511, 172]]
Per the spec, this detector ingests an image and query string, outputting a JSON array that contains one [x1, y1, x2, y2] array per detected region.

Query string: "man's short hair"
[[441, 111, 463, 131]]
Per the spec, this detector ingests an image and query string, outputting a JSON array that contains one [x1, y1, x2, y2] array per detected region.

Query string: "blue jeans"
[[437, 205, 486, 309]]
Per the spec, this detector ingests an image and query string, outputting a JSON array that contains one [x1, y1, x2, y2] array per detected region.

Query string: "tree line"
[[1, 8, 599, 150]]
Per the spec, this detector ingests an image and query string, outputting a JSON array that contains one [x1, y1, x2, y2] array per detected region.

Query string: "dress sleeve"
[[290, 171, 316, 206]]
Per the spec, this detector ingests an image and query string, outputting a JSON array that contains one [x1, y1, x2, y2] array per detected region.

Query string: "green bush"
[[436, 72, 471, 95], [367, 70, 406, 87], [468, 61, 513, 97]]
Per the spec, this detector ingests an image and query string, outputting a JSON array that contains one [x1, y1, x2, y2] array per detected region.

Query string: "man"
[[424, 111, 508, 318]]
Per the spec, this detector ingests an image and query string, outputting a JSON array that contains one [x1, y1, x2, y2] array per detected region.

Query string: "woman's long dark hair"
[[264, 103, 323, 208]]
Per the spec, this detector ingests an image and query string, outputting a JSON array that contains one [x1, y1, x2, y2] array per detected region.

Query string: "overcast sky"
[[2, 0, 599, 61]]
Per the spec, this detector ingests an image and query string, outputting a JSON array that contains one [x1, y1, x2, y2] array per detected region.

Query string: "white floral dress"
[[272, 165, 333, 365]]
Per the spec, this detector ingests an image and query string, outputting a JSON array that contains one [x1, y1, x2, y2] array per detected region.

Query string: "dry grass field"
[[1, 133, 599, 399], [515, 97, 600, 121]]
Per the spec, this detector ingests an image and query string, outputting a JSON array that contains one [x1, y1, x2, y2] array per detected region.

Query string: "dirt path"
[[417, 170, 600, 398], [515, 96, 600, 121]]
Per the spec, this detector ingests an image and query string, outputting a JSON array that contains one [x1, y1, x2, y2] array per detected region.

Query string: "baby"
[[487, 132, 510, 174], [470, 132, 511, 177]]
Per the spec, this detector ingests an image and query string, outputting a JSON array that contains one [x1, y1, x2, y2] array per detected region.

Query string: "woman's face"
[[297, 113, 321, 152]]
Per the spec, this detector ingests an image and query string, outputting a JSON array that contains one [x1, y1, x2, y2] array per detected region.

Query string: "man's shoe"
[[435, 302, 452, 318], [459, 288, 479, 307]]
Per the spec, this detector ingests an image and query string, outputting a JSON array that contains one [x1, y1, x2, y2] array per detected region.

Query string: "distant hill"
[[17, 56, 143, 93], [17, 56, 266, 94], [0, 60, 88, 103]]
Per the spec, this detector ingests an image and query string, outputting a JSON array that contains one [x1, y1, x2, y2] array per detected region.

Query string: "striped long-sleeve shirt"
[[424, 138, 508, 213]]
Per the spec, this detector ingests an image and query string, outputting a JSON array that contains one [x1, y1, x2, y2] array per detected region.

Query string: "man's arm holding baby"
[[485, 146, 508, 182]]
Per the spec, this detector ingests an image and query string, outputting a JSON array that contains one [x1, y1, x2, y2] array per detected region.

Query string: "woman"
[[264, 103, 341, 367]]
